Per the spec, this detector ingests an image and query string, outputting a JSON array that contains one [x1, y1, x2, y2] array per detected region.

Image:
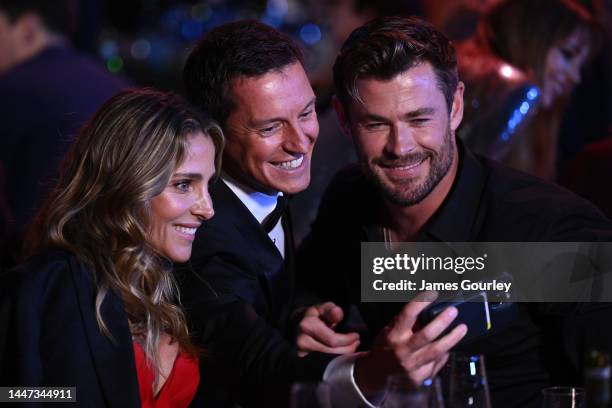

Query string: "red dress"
[[133, 342, 199, 408]]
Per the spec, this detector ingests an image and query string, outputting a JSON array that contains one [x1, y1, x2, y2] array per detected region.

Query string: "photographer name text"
[[372, 279, 512, 293]]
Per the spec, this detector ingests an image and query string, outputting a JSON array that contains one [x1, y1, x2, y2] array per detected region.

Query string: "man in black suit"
[[178, 20, 466, 407], [297, 16, 612, 408]]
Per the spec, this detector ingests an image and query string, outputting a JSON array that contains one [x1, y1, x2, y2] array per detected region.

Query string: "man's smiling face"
[[342, 62, 463, 206], [222, 62, 319, 194]]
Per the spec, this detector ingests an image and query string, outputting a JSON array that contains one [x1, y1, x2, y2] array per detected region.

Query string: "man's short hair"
[[333, 16, 459, 113], [184, 20, 303, 127], [0, 0, 73, 34]]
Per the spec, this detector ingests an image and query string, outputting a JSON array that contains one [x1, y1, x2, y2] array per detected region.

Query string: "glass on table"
[[382, 374, 445, 408], [442, 353, 491, 408]]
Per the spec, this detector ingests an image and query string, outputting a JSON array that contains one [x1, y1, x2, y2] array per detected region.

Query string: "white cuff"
[[323, 353, 382, 408]]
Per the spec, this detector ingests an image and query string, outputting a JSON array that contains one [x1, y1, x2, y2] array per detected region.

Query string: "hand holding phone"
[[417, 292, 491, 346], [353, 292, 468, 399]]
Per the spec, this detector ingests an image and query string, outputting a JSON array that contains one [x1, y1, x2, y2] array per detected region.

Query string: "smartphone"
[[417, 291, 491, 346]]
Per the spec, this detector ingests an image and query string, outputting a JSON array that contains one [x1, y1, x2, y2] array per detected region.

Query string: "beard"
[[362, 127, 455, 206]]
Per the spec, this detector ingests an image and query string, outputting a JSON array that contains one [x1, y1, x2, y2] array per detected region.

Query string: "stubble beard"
[[363, 127, 455, 206]]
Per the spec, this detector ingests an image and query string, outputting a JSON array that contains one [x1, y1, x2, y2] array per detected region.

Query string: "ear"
[[332, 96, 352, 139], [450, 81, 465, 132]]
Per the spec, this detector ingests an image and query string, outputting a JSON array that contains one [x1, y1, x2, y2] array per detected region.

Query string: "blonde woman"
[[0, 89, 223, 407]]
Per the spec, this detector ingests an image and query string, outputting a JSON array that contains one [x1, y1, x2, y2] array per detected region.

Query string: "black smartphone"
[[417, 291, 491, 346]]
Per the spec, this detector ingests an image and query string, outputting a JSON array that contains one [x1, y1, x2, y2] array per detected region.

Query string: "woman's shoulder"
[[1, 248, 88, 298]]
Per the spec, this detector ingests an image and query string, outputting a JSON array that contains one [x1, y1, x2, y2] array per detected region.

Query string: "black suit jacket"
[[298, 143, 612, 408], [176, 180, 332, 408], [0, 249, 140, 407]]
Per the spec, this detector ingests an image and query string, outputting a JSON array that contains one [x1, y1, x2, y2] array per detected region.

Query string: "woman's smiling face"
[[149, 132, 216, 262]]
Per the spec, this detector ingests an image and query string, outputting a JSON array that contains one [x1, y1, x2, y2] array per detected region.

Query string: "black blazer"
[[0, 249, 140, 407], [176, 180, 332, 408]]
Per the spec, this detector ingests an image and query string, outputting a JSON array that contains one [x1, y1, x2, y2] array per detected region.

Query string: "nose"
[[284, 118, 318, 153], [384, 123, 416, 157], [191, 188, 214, 221]]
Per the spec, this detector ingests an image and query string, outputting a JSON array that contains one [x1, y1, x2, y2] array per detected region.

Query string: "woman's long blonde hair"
[[27, 88, 223, 379]]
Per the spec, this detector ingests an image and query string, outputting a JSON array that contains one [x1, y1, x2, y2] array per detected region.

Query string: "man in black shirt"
[[298, 16, 612, 407]]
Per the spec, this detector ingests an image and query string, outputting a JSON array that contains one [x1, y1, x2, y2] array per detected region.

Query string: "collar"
[[221, 173, 283, 224], [417, 141, 488, 241]]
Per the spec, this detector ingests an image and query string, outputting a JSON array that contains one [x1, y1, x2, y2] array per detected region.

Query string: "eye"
[[299, 109, 314, 119], [410, 118, 430, 126], [260, 123, 281, 136], [173, 180, 192, 193], [364, 122, 386, 131]]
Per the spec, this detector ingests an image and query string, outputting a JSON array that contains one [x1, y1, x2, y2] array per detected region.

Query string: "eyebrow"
[[172, 173, 203, 180], [359, 107, 436, 123], [403, 107, 436, 118], [252, 97, 316, 126]]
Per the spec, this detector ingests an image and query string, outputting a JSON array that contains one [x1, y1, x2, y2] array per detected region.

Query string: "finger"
[[408, 324, 467, 368], [297, 334, 360, 355], [303, 304, 323, 317], [400, 360, 436, 388], [436, 323, 467, 352], [389, 291, 439, 340], [408, 306, 458, 351], [305, 302, 344, 324], [432, 352, 449, 377], [312, 301, 337, 315], [320, 304, 344, 327], [300, 317, 360, 347]]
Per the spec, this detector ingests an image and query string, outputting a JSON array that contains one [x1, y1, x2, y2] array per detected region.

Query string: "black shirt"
[[297, 143, 612, 408]]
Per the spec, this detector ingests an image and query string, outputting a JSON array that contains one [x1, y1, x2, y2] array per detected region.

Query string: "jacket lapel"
[[212, 181, 290, 323], [69, 256, 141, 407]]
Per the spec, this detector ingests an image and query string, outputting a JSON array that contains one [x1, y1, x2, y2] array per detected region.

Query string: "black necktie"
[[262, 195, 288, 233]]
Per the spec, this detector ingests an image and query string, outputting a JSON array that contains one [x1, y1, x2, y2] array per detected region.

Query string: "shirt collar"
[[221, 173, 283, 224], [419, 141, 488, 242]]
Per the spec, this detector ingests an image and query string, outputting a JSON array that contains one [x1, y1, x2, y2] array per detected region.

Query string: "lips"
[[378, 157, 425, 169], [173, 224, 200, 241], [378, 157, 429, 181], [271, 154, 305, 170]]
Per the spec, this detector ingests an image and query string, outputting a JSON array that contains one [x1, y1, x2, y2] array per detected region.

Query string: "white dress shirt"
[[222, 174, 285, 258]]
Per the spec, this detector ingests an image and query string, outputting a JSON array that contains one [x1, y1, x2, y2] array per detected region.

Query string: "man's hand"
[[354, 294, 467, 398], [295, 302, 360, 356]]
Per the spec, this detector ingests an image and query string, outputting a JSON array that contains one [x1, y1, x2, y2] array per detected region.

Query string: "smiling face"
[[338, 62, 463, 206], [222, 62, 319, 194], [149, 132, 216, 262], [540, 28, 590, 108]]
